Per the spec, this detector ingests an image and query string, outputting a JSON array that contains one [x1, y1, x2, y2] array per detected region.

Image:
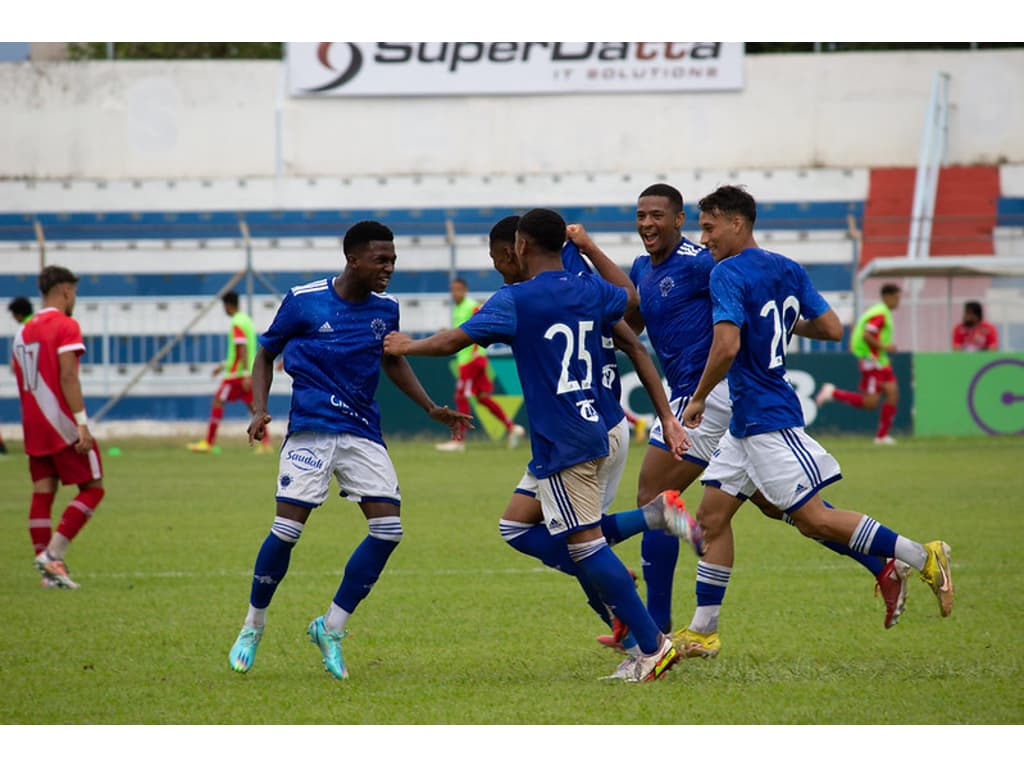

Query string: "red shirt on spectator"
[[952, 321, 999, 351]]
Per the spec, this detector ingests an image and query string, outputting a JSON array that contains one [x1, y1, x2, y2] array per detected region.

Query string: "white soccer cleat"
[[435, 439, 466, 452], [815, 382, 836, 406], [507, 423, 525, 449]]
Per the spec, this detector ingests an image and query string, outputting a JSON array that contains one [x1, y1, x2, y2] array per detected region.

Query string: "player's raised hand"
[[247, 410, 272, 445], [383, 331, 413, 356], [566, 223, 595, 252]]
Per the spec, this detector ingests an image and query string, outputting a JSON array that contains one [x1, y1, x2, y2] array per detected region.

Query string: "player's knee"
[[368, 514, 403, 543], [77, 485, 105, 510]]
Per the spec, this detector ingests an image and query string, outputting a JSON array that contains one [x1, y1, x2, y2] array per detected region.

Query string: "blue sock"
[[333, 533, 399, 613], [503, 523, 578, 575], [819, 540, 886, 577], [571, 540, 662, 654], [850, 516, 898, 559], [250, 532, 296, 609], [641, 530, 679, 633], [601, 509, 648, 545], [784, 504, 886, 577]]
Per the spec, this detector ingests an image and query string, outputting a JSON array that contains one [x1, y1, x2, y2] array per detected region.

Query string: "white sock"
[[245, 606, 267, 629], [47, 532, 71, 560], [894, 537, 927, 571], [325, 601, 351, 633], [690, 605, 720, 634]]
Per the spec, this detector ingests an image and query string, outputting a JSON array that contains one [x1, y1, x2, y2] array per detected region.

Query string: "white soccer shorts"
[[701, 426, 842, 513], [649, 379, 731, 465], [275, 431, 401, 508]]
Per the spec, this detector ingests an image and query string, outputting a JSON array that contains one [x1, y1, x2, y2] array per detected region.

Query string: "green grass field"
[[1, 432, 1022, 729]]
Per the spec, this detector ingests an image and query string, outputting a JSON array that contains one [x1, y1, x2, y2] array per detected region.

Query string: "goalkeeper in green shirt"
[[436, 278, 524, 451], [188, 291, 272, 453]]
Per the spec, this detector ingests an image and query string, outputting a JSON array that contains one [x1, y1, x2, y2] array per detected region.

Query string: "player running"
[[676, 184, 953, 651], [12, 266, 105, 589], [385, 208, 689, 682]]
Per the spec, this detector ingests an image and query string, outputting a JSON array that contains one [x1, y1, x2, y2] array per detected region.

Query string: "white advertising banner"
[[286, 42, 744, 96]]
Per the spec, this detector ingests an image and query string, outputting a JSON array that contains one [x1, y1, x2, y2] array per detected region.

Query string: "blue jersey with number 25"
[[461, 270, 627, 478]]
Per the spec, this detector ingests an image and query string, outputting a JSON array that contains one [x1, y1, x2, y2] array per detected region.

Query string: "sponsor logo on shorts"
[[279, 474, 292, 487], [286, 448, 323, 471], [318, 321, 334, 333]]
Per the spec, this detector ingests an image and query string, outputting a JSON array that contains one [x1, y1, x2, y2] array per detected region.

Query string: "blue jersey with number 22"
[[709, 248, 831, 438]]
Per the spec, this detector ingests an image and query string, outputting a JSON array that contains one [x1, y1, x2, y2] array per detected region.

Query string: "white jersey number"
[[13, 341, 41, 392], [544, 321, 594, 394], [760, 296, 800, 369]]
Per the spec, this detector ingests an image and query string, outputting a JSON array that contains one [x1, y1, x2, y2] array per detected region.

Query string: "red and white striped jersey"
[[11, 307, 86, 456]]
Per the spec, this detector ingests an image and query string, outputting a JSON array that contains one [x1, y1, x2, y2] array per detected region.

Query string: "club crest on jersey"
[[575, 398, 600, 422], [370, 318, 387, 340], [286, 448, 323, 471], [602, 363, 616, 389], [659, 276, 675, 297]]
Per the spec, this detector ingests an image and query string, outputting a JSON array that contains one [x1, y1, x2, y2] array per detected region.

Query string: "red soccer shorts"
[[216, 377, 255, 404], [29, 441, 104, 485], [857, 362, 896, 395], [457, 356, 494, 398]]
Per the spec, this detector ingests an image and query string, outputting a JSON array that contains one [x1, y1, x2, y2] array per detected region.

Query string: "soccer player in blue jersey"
[[675, 185, 954, 653], [482, 215, 703, 656], [227, 220, 472, 680], [385, 208, 689, 682], [618, 184, 912, 660]]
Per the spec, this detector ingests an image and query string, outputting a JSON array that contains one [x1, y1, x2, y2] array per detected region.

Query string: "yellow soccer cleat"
[[672, 627, 721, 659], [919, 540, 954, 617], [186, 439, 212, 453]]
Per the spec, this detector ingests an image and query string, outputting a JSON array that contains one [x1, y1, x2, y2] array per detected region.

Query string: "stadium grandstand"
[[1, 42, 1022, 430]]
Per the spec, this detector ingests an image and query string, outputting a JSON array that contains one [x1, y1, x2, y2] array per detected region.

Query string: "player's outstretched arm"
[[383, 328, 474, 357], [682, 321, 740, 429], [382, 354, 474, 435], [247, 345, 275, 445], [611, 320, 689, 456]]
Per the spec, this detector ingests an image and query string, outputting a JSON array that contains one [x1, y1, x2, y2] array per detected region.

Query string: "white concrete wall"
[[1, 49, 1021, 181]]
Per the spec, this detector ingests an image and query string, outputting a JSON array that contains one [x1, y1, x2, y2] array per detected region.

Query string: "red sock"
[[476, 394, 512, 429], [29, 492, 55, 555], [56, 487, 105, 542], [206, 405, 224, 444], [877, 403, 896, 438], [833, 388, 866, 408]]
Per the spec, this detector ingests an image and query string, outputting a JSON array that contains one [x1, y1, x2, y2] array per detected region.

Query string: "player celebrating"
[[188, 290, 271, 454], [484, 214, 703, 654], [676, 185, 953, 652], [226, 221, 470, 680], [12, 266, 105, 589], [607, 184, 910, 660], [435, 277, 525, 451], [815, 283, 902, 445], [386, 209, 687, 682]]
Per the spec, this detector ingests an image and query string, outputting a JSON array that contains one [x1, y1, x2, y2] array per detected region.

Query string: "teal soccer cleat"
[[307, 616, 349, 680], [228, 625, 264, 673]]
